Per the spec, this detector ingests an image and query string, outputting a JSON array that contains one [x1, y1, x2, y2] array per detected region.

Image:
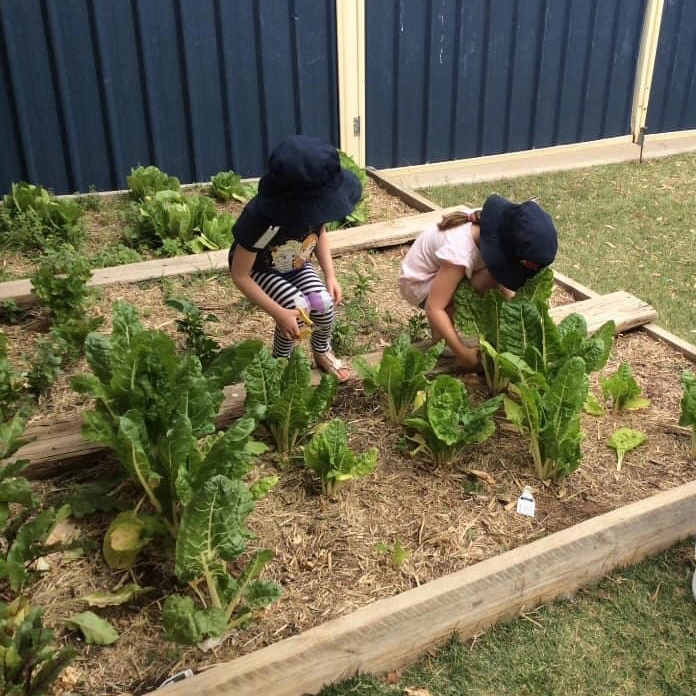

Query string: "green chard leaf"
[[303, 419, 378, 496], [608, 428, 648, 471], [65, 611, 119, 645], [679, 370, 696, 456], [601, 362, 650, 413]]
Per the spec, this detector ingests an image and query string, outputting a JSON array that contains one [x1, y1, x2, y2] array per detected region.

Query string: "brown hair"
[[437, 209, 481, 231]]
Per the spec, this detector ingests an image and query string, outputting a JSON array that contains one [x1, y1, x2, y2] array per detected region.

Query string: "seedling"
[[607, 427, 648, 471]]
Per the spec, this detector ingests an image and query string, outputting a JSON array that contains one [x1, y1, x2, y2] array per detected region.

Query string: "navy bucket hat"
[[479, 194, 558, 290], [256, 135, 362, 226]]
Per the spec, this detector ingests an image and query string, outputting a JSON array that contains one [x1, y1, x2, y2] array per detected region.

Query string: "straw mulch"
[[1, 185, 693, 696]]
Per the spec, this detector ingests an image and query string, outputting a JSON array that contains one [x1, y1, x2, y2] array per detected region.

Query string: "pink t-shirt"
[[399, 214, 483, 306]]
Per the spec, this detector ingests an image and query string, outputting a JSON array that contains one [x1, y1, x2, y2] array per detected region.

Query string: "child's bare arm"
[[230, 246, 301, 339], [426, 263, 479, 368], [314, 227, 342, 303]]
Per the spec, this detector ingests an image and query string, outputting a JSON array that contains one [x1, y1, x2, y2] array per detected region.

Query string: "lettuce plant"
[[678, 370, 696, 457], [354, 334, 443, 424], [1, 182, 84, 251], [405, 374, 502, 465], [600, 362, 650, 413], [303, 419, 378, 496], [134, 190, 233, 253], [126, 165, 180, 201], [1, 596, 77, 696], [243, 347, 338, 454], [210, 170, 255, 202]]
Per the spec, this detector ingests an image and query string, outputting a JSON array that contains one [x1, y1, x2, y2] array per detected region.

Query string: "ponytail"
[[437, 209, 481, 231]]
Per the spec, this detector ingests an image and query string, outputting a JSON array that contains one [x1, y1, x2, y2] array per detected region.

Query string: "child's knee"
[[294, 289, 334, 316]]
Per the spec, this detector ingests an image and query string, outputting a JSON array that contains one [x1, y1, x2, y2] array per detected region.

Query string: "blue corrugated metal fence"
[[0, 0, 339, 194], [0, 0, 694, 194]]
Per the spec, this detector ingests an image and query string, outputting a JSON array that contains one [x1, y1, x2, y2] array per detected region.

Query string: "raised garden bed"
[[2, 180, 694, 696]]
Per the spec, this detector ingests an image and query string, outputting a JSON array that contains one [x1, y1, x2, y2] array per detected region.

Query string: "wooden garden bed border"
[[367, 168, 696, 365], [149, 480, 696, 696], [0, 205, 460, 307], [137, 170, 696, 696]]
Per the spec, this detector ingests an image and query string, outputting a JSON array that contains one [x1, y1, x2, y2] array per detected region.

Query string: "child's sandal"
[[313, 350, 352, 383]]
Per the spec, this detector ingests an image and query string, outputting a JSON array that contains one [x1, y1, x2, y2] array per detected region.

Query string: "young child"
[[229, 135, 362, 382], [399, 194, 558, 370]]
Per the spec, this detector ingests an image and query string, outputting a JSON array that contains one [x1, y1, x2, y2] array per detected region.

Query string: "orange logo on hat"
[[519, 259, 541, 271]]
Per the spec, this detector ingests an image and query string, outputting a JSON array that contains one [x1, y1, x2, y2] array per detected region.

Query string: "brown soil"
[[1, 185, 694, 696]]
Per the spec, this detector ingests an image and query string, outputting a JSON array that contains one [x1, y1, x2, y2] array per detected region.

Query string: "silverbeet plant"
[[303, 419, 378, 496], [405, 374, 503, 466], [0, 596, 77, 696], [1, 413, 71, 592], [71, 302, 279, 644], [243, 346, 338, 454], [679, 370, 696, 457], [354, 333, 443, 424]]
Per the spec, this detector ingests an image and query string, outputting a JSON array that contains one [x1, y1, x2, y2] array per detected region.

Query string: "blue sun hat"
[[479, 194, 558, 290], [255, 135, 362, 227]]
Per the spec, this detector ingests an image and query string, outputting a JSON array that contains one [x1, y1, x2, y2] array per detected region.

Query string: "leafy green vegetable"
[[64, 611, 119, 645], [1, 414, 71, 591], [210, 170, 256, 202], [303, 419, 378, 496], [0, 596, 76, 696], [503, 357, 589, 480], [607, 427, 648, 471], [405, 374, 502, 465], [326, 151, 369, 229], [455, 268, 614, 395], [166, 298, 221, 369], [72, 302, 263, 536], [127, 165, 180, 201], [133, 190, 233, 253], [583, 390, 605, 416], [0, 334, 29, 421], [164, 475, 280, 645], [354, 334, 442, 424], [600, 363, 650, 413], [678, 370, 696, 457], [80, 583, 152, 608], [0, 181, 84, 251], [243, 347, 338, 453]]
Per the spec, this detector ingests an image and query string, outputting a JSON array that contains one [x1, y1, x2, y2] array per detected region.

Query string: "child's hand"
[[275, 308, 302, 340], [326, 278, 343, 305]]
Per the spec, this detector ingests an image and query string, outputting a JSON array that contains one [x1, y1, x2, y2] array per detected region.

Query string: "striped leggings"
[[251, 263, 336, 358]]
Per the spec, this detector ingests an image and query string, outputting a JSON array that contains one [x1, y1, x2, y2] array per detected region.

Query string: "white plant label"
[[516, 490, 536, 517]]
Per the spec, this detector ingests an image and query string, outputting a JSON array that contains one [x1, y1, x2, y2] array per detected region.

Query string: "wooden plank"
[[0, 208, 461, 307], [553, 271, 696, 364], [145, 480, 696, 696], [548, 291, 657, 334], [18, 292, 657, 479], [366, 167, 441, 212]]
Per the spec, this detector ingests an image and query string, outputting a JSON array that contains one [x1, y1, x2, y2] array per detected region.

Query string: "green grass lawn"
[[420, 153, 696, 340], [321, 544, 696, 696], [320, 153, 696, 696]]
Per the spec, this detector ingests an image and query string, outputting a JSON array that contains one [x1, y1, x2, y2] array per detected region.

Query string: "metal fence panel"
[[0, 0, 339, 195], [647, 0, 696, 134], [366, 0, 648, 169]]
